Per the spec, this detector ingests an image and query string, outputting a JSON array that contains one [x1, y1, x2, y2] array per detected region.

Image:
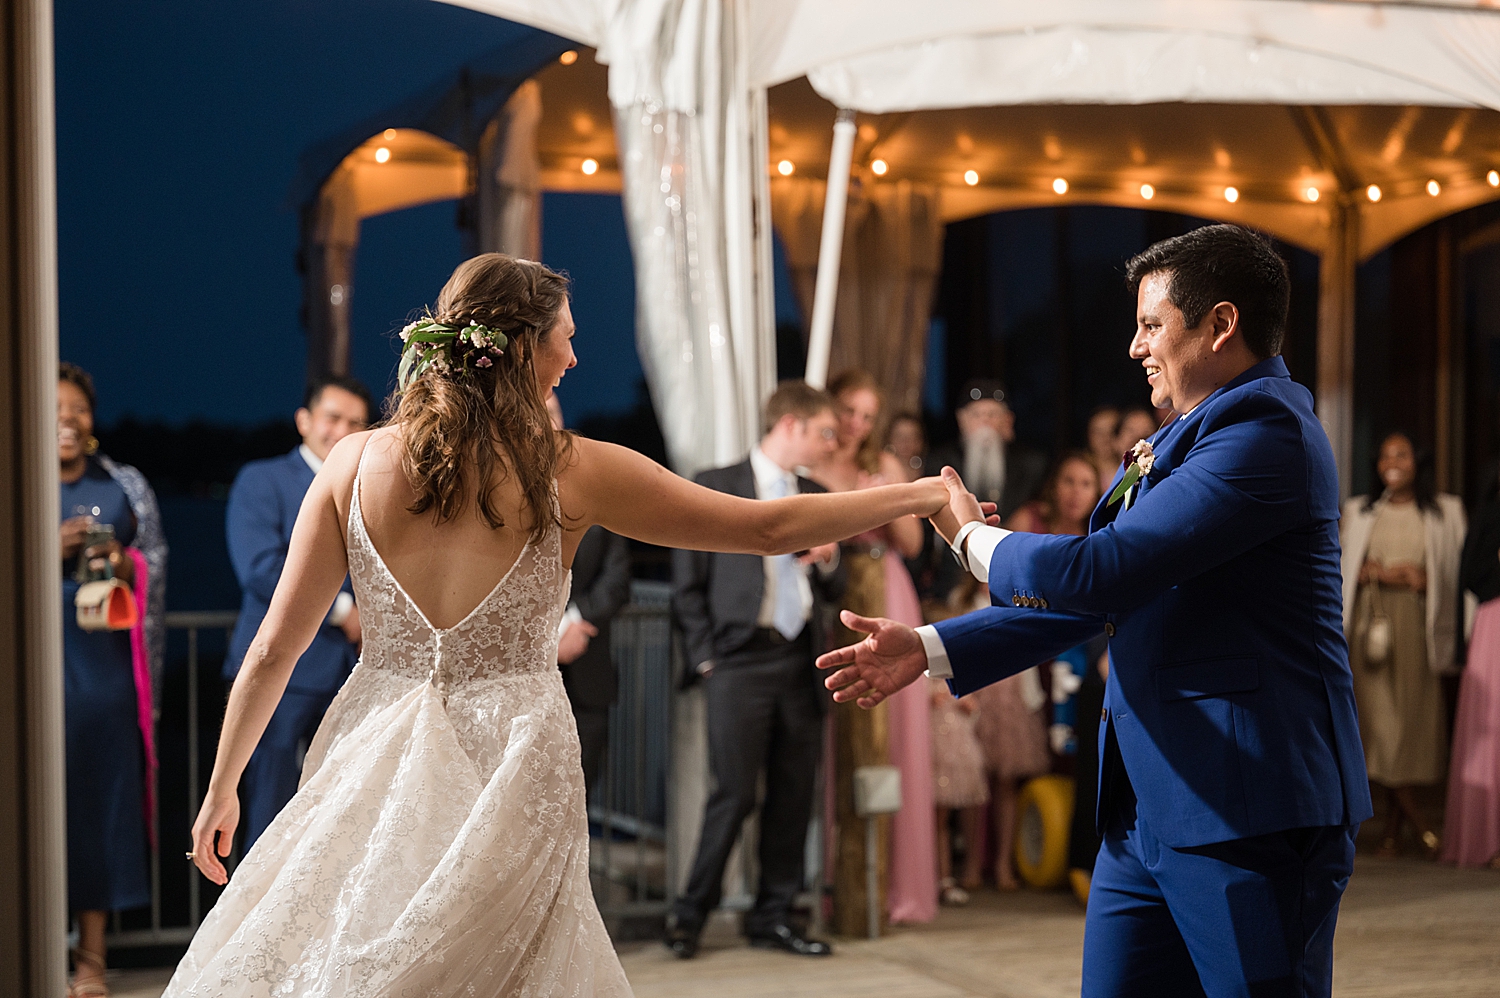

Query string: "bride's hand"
[[190, 788, 240, 886]]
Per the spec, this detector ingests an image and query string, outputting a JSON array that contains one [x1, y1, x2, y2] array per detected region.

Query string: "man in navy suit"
[[225, 374, 371, 847], [819, 226, 1372, 997]]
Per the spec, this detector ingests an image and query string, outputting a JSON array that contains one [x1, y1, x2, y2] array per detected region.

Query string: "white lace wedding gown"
[[163, 467, 633, 997]]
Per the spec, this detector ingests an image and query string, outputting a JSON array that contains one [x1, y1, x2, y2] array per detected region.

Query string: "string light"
[[1052, 177, 1069, 195], [1305, 186, 1320, 202], [1139, 183, 1154, 200], [777, 160, 794, 176], [964, 169, 979, 186], [374, 147, 390, 163], [1223, 186, 1240, 203], [1488, 170, 1499, 187], [559, 50, 578, 65], [581, 158, 599, 175], [871, 159, 888, 176], [1367, 184, 1382, 202], [1427, 179, 1441, 196], [383, 128, 397, 140]]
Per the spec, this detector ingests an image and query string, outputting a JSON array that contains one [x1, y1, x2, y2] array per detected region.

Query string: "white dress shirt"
[[750, 446, 816, 628]]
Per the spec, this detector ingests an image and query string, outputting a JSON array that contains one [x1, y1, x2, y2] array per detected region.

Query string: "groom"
[[819, 225, 1371, 998]]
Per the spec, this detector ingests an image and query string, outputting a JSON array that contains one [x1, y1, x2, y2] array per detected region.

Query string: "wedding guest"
[[886, 412, 928, 481], [929, 380, 1046, 521], [547, 394, 632, 799], [929, 674, 987, 905], [1006, 450, 1100, 536], [58, 362, 167, 997], [1444, 483, 1500, 868], [1084, 405, 1121, 487], [1113, 405, 1158, 460], [814, 369, 936, 924], [225, 374, 370, 848], [666, 381, 845, 959], [1341, 431, 1465, 858]]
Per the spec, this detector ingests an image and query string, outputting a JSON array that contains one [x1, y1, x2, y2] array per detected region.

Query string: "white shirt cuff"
[[327, 591, 355, 627], [557, 602, 583, 638], [962, 525, 1012, 583], [950, 520, 984, 572], [917, 624, 953, 680]]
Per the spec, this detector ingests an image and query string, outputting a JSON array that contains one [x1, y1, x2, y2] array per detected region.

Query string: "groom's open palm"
[[817, 611, 929, 709]]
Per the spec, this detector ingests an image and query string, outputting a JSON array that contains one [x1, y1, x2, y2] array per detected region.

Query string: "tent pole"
[[804, 108, 857, 389], [1316, 199, 1358, 501]]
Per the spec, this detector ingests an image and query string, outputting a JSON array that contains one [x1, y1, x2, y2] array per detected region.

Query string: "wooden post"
[[1316, 199, 1358, 501], [1434, 221, 1454, 493], [830, 553, 889, 937], [0, 0, 70, 990]]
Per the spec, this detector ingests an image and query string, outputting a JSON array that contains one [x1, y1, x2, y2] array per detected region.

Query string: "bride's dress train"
[[163, 467, 632, 996]]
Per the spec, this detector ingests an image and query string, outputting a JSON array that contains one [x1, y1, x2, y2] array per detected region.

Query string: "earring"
[[84, 436, 99, 455]]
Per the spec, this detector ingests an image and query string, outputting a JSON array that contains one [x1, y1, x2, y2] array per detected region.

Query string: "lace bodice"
[[346, 469, 571, 691]]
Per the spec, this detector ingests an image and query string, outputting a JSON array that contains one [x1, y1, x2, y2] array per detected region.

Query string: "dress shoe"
[[662, 915, 701, 959], [747, 923, 833, 956]]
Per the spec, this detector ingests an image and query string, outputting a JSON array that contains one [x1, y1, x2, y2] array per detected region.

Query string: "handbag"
[[75, 577, 139, 632]]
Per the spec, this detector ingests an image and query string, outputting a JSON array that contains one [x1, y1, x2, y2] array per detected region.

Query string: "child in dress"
[[930, 677, 988, 904]]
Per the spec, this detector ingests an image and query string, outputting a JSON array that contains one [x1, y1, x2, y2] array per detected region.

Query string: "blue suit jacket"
[[935, 357, 1372, 848], [225, 449, 356, 694]]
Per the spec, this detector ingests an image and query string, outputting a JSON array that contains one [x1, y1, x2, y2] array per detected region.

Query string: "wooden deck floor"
[[110, 856, 1499, 998]]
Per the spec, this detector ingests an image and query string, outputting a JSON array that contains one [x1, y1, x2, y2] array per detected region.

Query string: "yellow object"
[[1069, 867, 1092, 907], [1014, 774, 1074, 889]]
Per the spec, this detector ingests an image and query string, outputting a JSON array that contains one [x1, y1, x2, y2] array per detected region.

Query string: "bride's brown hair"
[[391, 253, 571, 541]]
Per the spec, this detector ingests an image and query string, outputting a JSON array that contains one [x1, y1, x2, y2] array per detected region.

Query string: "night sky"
[[54, 0, 649, 427]]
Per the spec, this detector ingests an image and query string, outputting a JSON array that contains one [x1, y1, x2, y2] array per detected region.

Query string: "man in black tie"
[[548, 395, 633, 799], [665, 381, 847, 959]]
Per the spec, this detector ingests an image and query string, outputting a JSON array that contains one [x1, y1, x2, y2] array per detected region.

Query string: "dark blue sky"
[[55, 0, 648, 426]]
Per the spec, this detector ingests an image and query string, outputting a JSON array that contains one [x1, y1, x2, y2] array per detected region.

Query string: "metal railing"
[[108, 609, 237, 949], [590, 581, 679, 924]]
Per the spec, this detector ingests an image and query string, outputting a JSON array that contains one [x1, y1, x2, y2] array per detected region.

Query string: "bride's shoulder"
[[320, 428, 384, 508]]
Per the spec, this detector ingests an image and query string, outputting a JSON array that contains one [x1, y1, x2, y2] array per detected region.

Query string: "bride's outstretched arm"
[[559, 436, 952, 555], [188, 434, 362, 885]]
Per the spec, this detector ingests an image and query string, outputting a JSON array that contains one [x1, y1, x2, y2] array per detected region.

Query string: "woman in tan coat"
[[1341, 432, 1465, 857]]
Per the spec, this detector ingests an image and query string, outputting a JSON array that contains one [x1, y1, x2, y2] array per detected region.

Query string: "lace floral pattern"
[[163, 470, 632, 997]]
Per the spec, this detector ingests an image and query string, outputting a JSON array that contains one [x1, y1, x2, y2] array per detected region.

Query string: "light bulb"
[[1052, 177, 1069, 195], [777, 160, 794, 176], [1427, 179, 1441, 196], [1488, 170, 1500, 187], [374, 147, 390, 163], [871, 159, 888, 176], [964, 169, 979, 186], [1305, 186, 1320, 202], [383, 128, 397, 140], [1367, 184, 1382, 202], [581, 158, 599, 176], [1139, 183, 1154, 200], [1224, 186, 1239, 203], [559, 50, 578, 65]]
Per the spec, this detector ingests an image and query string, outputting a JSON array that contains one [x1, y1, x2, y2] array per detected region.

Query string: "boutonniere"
[[1107, 439, 1156, 506]]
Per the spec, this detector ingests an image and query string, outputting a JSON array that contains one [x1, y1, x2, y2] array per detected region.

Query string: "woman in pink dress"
[[1445, 491, 1500, 868], [813, 370, 937, 925]]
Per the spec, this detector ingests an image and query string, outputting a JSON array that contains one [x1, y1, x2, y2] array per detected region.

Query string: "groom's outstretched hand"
[[818, 610, 929, 709]]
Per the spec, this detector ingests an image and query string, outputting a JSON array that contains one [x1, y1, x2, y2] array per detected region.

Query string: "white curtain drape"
[[600, 0, 775, 476], [476, 79, 543, 260]]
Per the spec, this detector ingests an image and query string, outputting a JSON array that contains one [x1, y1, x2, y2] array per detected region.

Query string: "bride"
[[164, 254, 952, 996]]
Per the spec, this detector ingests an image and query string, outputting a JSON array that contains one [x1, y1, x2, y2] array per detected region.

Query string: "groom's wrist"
[[916, 625, 953, 679]]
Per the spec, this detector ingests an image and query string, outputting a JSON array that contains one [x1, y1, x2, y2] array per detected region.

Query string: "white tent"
[[442, 0, 1500, 489]]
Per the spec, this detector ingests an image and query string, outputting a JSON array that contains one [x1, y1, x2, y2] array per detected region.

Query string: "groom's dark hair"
[[762, 380, 836, 433], [1125, 224, 1290, 360]]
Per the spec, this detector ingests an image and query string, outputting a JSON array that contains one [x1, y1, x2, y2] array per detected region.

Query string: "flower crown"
[[397, 316, 509, 391]]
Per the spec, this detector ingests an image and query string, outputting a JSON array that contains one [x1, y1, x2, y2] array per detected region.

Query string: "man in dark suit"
[[820, 226, 1371, 997], [548, 394, 633, 799], [225, 374, 371, 847], [665, 381, 847, 959]]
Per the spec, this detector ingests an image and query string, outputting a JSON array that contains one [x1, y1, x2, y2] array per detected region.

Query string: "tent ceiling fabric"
[[440, 1, 1500, 104]]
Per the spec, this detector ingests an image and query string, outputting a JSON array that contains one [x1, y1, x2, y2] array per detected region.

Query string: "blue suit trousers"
[[240, 687, 339, 849], [1083, 784, 1356, 998]]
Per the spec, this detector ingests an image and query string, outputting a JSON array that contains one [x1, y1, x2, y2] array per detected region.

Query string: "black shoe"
[[663, 913, 702, 959], [747, 923, 833, 957]]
